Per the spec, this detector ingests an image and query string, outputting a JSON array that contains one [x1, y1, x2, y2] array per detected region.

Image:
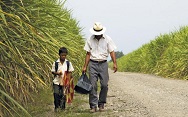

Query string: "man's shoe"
[[90, 108, 97, 113], [99, 106, 104, 112]]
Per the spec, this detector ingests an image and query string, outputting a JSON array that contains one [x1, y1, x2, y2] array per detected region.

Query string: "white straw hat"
[[90, 22, 106, 35]]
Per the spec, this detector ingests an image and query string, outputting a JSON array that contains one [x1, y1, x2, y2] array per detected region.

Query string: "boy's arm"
[[51, 62, 62, 76], [52, 71, 62, 76]]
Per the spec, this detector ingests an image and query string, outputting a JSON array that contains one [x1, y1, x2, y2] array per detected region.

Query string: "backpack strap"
[[55, 61, 58, 72], [54, 61, 58, 77], [66, 61, 70, 72], [54, 61, 69, 77]]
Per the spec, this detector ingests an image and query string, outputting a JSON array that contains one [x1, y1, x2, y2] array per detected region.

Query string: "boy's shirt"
[[51, 59, 74, 85]]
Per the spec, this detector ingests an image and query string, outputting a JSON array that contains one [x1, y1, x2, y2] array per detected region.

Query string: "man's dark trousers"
[[88, 60, 109, 109]]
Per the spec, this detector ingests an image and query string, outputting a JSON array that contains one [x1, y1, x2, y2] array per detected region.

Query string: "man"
[[82, 22, 117, 113]]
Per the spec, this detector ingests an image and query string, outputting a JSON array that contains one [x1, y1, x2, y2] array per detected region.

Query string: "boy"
[[51, 47, 74, 112]]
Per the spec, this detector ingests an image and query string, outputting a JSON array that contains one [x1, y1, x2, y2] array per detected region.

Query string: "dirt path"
[[101, 70, 188, 117], [39, 70, 188, 117]]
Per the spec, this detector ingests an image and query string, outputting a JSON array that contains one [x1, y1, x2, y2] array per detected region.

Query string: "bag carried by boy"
[[74, 72, 92, 94]]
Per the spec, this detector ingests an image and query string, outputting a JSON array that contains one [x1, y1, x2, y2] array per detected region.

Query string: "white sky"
[[64, 0, 188, 55]]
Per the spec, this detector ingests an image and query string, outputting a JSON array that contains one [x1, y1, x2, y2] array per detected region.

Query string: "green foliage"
[[0, 0, 85, 116], [109, 26, 188, 80], [109, 51, 124, 62], [115, 51, 124, 59], [22, 87, 99, 117]]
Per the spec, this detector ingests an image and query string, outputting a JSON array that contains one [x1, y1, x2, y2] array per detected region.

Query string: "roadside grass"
[[109, 26, 188, 80], [23, 87, 102, 117], [26, 87, 54, 116]]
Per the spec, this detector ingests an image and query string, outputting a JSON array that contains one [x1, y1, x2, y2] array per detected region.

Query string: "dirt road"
[[39, 70, 188, 117], [102, 70, 188, 117]]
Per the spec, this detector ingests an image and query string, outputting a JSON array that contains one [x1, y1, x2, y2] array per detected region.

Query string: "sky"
[[64, 0, 188, 55]]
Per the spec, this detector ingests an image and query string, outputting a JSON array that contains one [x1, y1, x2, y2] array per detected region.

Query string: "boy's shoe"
[[60, 107, 65, 111], [60, 98, 66, 110], [99, 105, 104, 112], [54, 108, 58, 112], [90, 108, 97, 113]]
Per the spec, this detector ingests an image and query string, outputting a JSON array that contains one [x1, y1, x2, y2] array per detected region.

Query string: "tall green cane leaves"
[[0, 0, 85, 116], [0, 90, 32, 117], [110, 26, 188, 80]]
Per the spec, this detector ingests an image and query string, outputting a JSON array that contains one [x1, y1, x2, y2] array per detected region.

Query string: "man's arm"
[[82, 52, 91, 73], [110, 51, 117, 73]]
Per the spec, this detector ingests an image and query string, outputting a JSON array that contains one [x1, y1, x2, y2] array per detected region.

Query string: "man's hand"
[[110, 51, 117, 73], [113, 64, 117, 73], [82, 66, 87, 73]]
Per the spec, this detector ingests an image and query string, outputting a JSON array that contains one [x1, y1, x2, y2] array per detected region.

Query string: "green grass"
[[22, 87, 101, 117], [27, 87, 54, 116]]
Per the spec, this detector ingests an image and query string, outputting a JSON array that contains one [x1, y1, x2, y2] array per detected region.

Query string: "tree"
[[109, 51, 124, 62], [115, 51, 124, 59]]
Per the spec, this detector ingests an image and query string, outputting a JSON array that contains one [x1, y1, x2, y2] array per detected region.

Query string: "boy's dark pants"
[[53, 84, 66, 109]]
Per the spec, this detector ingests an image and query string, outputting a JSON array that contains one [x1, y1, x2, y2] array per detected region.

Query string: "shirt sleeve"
[[69, 62, 74, 72], [107, 36, 117, 52], [51, 62, 55, 72], [84, 39, 91, 52]]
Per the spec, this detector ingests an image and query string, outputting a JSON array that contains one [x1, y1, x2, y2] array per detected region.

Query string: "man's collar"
[[92, 34, 105, 39]]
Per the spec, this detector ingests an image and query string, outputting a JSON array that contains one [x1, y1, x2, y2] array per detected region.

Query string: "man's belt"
[[90, 59, 107, 63]]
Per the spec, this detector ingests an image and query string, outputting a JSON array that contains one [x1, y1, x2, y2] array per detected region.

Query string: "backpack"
[[55, 61, 69, 74]]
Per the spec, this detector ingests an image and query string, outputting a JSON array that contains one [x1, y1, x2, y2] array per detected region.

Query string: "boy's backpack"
[[55, 61, 70, 73]]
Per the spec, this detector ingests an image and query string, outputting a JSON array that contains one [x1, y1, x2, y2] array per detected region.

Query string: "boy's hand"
[[57, 71, 63, 75]]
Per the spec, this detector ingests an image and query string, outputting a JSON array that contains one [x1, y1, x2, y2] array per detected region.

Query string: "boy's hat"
[[90, 22, 106, 35]]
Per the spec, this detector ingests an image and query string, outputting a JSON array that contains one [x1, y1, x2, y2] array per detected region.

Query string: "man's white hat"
[[90, 22, 106, 35]]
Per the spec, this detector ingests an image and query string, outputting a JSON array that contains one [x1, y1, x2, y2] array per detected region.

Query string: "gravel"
[[99, 70, 188, 117]]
